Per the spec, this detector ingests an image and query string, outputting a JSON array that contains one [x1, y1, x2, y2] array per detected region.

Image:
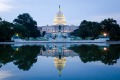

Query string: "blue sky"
[[0, 0, 120, 26]]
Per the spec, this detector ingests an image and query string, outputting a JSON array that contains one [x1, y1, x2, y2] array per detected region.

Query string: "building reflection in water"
[[3, 43, 118, 76], [39, 44, 78, 77], [39, 44, 78, 57], [54, 57, 66, 77]]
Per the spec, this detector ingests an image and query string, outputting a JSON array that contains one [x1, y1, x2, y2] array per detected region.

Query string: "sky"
[[0, 0, 120, 26]]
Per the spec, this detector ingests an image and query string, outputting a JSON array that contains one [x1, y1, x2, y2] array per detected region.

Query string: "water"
[[0, 43, 120, 80]]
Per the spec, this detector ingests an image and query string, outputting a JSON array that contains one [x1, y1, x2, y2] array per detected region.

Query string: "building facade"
[[38, 5, 78, 36]]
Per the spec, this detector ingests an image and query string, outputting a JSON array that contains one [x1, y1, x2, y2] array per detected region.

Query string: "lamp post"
[[104, 47, 107, 51], [103, 33, 107, 37], [16, 33, 19, 36]]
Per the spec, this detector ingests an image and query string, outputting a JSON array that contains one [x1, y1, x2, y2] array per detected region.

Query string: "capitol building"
[[38, 5, 78, 36]]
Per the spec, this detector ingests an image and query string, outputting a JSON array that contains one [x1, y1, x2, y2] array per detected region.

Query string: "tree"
[[13, 24, 28, 38], [0, 20, 14, 41], [70, 29, 79, 37], [79, 26, 89, 39], [109, 26, 120, 40], [101, 18, 118, 33], [101, 18, 120, 40], [42, 31, 46, 37], [13, 13, 40, 38], [0, 17, 2, 25], [70, 20, 101, 39], [91, 22, 101, 38], [0, 17, 2, 21]]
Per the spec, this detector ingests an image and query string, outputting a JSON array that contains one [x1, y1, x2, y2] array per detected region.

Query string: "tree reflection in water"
[[0, 45, 14, 68], [0, 44, 120, 71], [13, 46, 41, 71], [0, 45, 43, 70], [69, 44, 120, 65]]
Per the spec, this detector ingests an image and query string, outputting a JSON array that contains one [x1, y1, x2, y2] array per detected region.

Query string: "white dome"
[[54, 5, 66, 25]]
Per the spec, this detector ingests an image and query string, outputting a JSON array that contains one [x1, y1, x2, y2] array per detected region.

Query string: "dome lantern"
[[53, 5, 66, 25]]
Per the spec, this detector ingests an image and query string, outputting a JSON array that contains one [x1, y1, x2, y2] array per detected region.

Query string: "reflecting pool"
[[0, 43, 120, 80]]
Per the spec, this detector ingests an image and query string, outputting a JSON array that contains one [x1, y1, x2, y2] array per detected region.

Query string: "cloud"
[[88, 13, 120, 23], [0, 71, 13, 80], [67, 19, 81, 26], [66, 13, 120, 25], [0, 0, 14, 12]]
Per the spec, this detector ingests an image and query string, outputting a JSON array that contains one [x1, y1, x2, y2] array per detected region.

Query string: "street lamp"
[[103, 33, 107, 37], [103, 47, 109, 51], [104, 47, 107, 51], [16, 33, 19, 36]]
